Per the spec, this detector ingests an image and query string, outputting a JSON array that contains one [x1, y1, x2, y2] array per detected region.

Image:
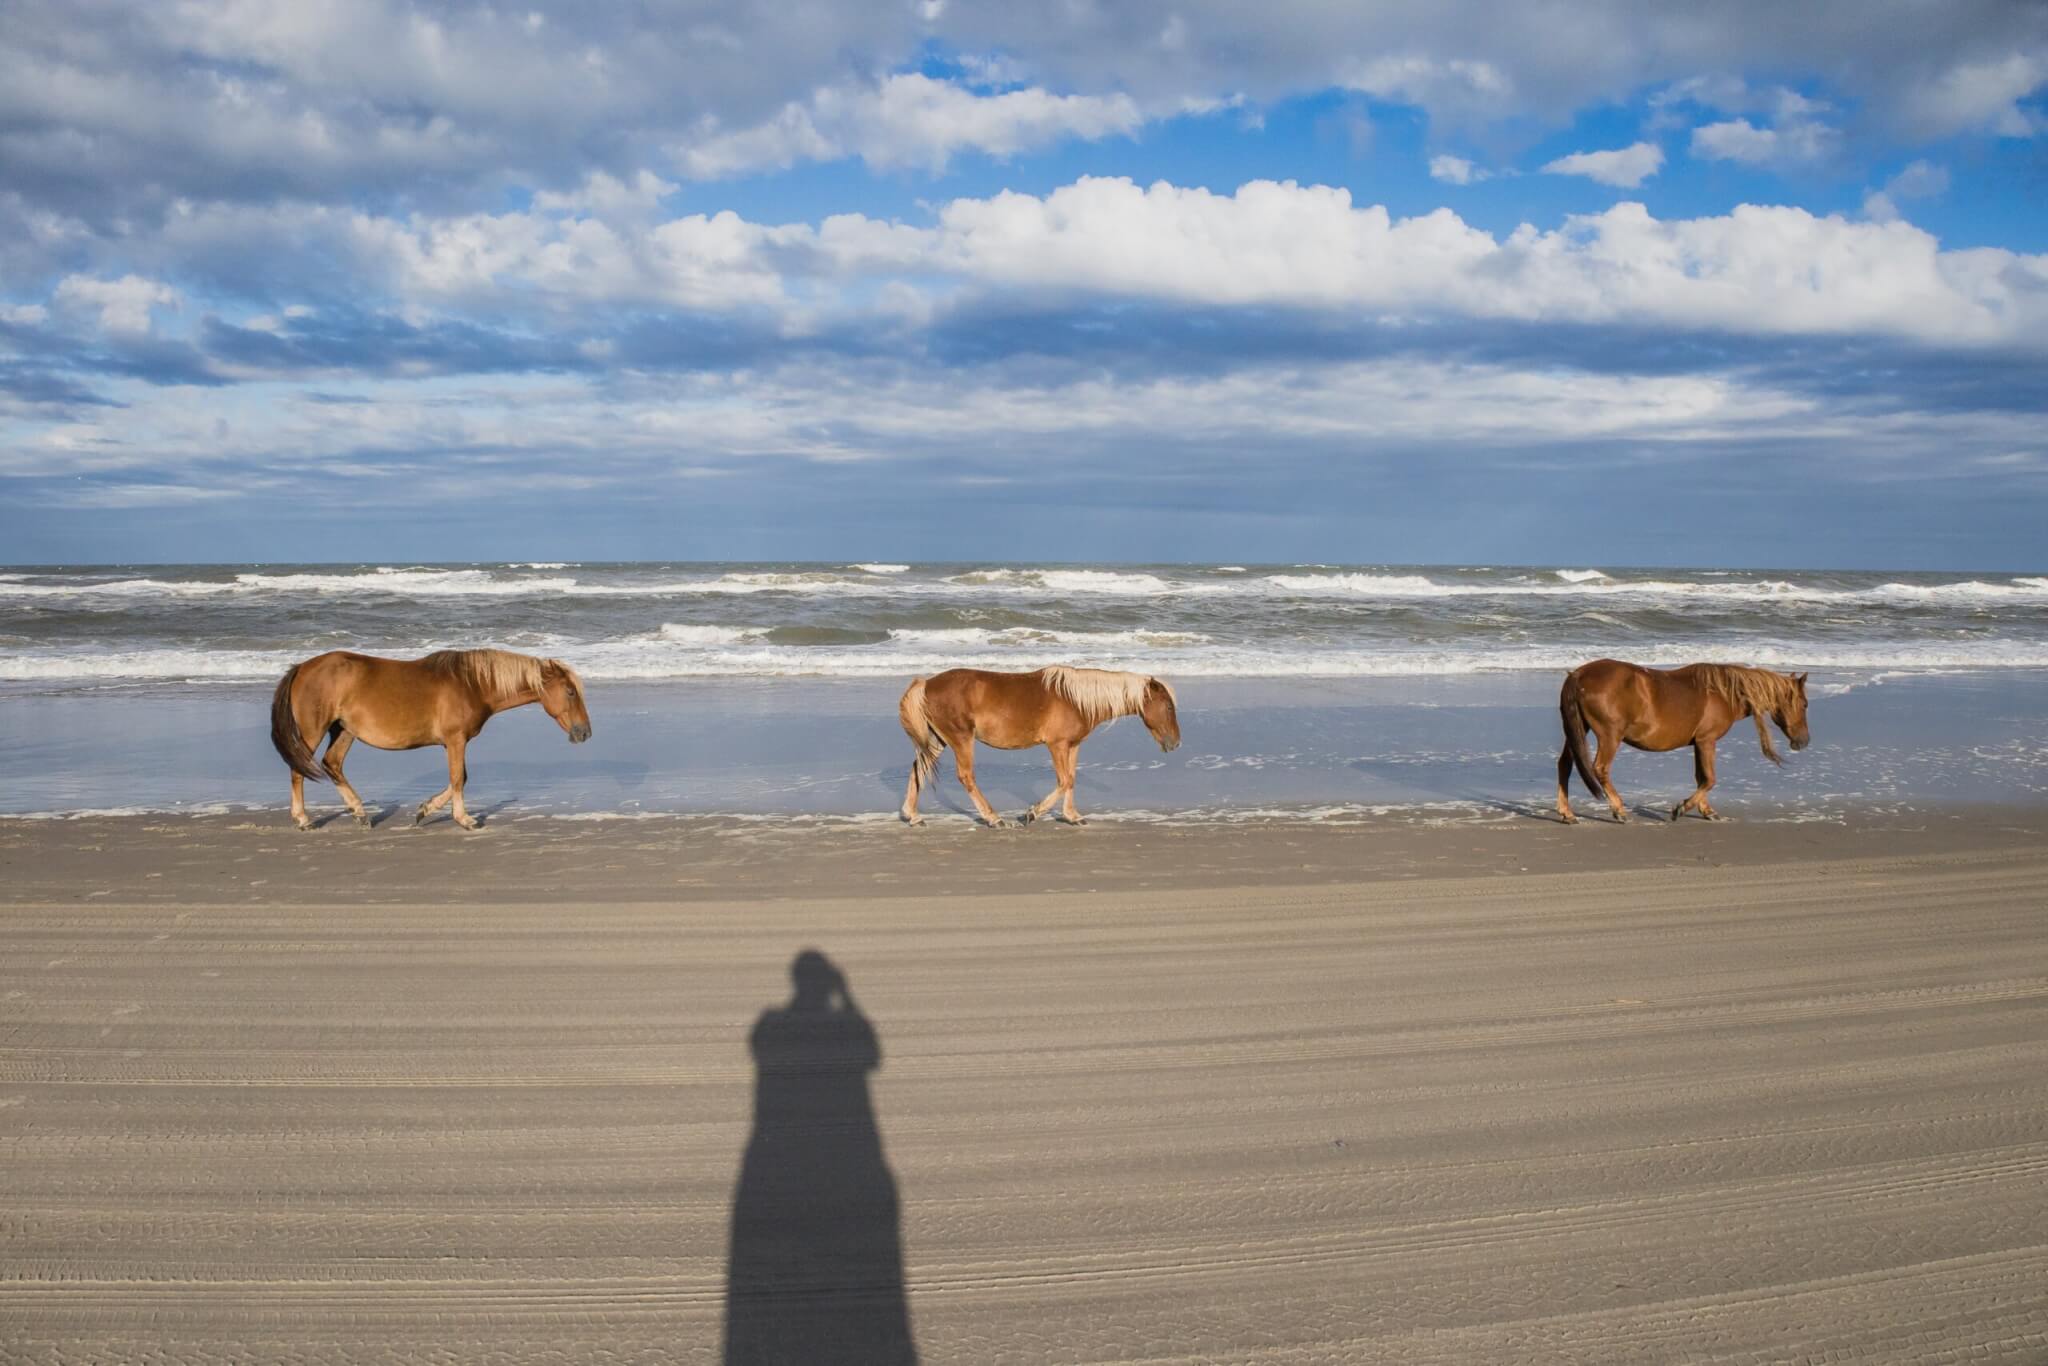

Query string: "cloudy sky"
[[2, 1, 2045, 568]]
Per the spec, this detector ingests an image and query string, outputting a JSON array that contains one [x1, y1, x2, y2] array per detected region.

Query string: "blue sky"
[[2, 1, 2045, 568]]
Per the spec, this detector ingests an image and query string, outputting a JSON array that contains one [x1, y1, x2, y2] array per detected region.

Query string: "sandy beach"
[[5, 809, 2046, 1363]]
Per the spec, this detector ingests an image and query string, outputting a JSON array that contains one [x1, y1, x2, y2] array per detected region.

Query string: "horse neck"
[[474, 678, 542, 716]]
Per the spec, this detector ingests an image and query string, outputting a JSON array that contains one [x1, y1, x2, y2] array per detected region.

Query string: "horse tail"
[[270, 664, 325, 781], [898, 676, 946, 795], [1559, 670, 1604, 798]]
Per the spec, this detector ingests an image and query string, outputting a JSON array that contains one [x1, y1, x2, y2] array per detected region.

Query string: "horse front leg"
[[1021, 740, 1077, 825], [1674, 739, 1721, 821], [444, 736, 480, 830], [1054, 741, 1085, 825]]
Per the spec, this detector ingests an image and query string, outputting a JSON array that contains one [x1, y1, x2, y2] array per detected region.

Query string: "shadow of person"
[[723, 950, 917, 1365]]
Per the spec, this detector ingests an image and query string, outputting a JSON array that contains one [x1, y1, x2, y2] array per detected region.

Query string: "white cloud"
[[53, 274, 179, 334], [1691, 115, 1837, 166], [675, 73, 1146, 178], [1428, 155, 1486, 185], [1541, 142, 1664, 188], [1863, 158, 1951, 222], [1897, 52, 2045, 139], [148, 175, 2042, 355]]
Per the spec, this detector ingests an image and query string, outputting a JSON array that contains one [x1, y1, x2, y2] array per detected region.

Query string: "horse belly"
[[341, 710, 439, 751]]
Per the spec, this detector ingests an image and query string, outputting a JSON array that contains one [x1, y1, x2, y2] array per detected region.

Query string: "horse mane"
[[421, 648, 575, 702], [1695, 663, 1799, 765], [1038, 666, 1170, 726]]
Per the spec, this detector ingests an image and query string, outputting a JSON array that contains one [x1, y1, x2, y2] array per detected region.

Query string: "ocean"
[[3, 562, 2046, 819], [6, 561, 2048, 684]]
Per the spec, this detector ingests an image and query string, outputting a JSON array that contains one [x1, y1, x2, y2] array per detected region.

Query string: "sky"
[[2, 1, 2046, 569]]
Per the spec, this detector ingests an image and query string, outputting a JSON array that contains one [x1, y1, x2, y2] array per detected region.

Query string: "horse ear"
[[1794, 672, 1808, 688]]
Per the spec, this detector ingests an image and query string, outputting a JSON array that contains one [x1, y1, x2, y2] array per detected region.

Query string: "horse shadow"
[[723, 950, 917, 1365], [1344, 758, 1566, 823]]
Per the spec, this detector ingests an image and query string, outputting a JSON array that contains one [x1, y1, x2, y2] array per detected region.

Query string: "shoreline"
[[4, 669, 2046, 820], [6, 799, 2045, 905]]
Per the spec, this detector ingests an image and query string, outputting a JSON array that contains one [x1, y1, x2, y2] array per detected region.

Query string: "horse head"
[[1779, 671, 1811, 751], [1141, 677, 1181, 752], [540, 659, 592, 743]]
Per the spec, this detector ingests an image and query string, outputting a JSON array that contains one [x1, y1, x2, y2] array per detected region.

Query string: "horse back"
[[922, 668, 1085, 746], [1572, 659, 1721, 748]]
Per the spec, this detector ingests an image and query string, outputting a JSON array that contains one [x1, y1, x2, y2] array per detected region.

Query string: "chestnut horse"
[[270, 648, 591, 831], [898, 666, 1181, 827], [1557, 659, 1810, 824]]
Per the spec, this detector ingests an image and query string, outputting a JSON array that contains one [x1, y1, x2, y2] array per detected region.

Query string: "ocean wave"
[[7, 565, 2046, 606], [12, 639, 2048, 683]]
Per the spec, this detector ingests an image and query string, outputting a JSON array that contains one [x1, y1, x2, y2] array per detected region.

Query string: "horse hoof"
[[900, 812, 924, 827], [292, 817, 313, 832], [1018, 810, 1036, 825], [1613, 811, 1632, 824], [1559, 813, 1577, 825], [987, 818, 1010, 829], [456, 817, 481, 831], [1067, 817, 1088, 826], [353, 812, 372, 829]]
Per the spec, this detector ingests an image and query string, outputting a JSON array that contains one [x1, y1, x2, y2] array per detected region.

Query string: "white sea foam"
[[14, 638, 2048, 683], [1554, 568, 1610, 582], [849, 563, 910, 574]]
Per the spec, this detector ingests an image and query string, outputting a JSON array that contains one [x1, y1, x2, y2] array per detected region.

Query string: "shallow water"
[[3, 672, 2043, 821]]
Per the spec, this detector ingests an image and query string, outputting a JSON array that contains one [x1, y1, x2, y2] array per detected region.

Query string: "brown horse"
[[898, 666, 1181, 827], [1557, 659, 1810, 824], [270, 648, 591, 831]]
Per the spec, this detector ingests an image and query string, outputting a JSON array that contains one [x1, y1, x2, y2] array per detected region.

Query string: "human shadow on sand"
[[723, 950, 917, 1366]]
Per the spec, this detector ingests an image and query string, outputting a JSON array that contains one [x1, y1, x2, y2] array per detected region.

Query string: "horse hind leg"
[[321, 727, 372, 828], [948, 731, 1007, 828], [1555, 744, 1578, 824], [1593, 727, 1631, 823]]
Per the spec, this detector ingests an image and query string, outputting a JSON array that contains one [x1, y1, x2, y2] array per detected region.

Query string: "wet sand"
[[4, 811, 2048, 1363]]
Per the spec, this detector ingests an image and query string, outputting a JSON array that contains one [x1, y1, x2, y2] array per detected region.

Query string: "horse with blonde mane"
[[898, 666, 1181, 826], [270, 648, 591, 830], [1557, 659, 1810, 824]]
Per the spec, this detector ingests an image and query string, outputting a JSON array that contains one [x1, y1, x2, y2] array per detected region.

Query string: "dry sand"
[[4, 810, 2047, 1363]]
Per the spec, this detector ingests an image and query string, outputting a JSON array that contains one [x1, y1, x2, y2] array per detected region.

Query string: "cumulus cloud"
[[675, 74, 1148, 178], [1691, 115, 1838, 167], [1541, 142, 1665, 188], [1896, 52, 2046, 139], [1, 0, 2041, 241], [53, 275, 180, 335], [1428, 155, 1487, 185], [1863, 159, 1952, 222]]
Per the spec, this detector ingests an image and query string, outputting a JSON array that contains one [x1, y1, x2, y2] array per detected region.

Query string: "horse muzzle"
[[1790, 735, 1809, 751], [569, 724, 592, 744]]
